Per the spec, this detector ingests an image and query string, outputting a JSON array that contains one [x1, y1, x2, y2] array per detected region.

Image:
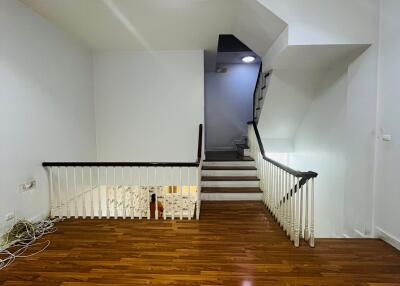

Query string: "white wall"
[[290, 63, 348, 237], [256, 0, 380, 238], [374, 0, 400, 248], [0, 0, 96, 233], [257, 70, 318, 143], [205, 64, 258, 151], [284, 46, 379, 238], [343, 46, 378, 238], [258, 0, 378, 45], [93, 51, 204, 162]]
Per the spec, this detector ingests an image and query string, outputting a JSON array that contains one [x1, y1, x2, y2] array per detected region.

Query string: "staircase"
[[201, 151, 263, 201]]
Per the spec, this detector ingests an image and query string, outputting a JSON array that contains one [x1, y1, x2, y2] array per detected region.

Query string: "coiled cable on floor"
[[0, 218, 60, 270]]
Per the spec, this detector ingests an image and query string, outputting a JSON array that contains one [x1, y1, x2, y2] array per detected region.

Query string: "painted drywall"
[[289, 63, 348, 237], [205, 64, 259, 151], [93, 51, 204, 162], [233, 0, 287, 57], [374, 0, 400, 247], [259, 45, 379, 238], [0, 0, 96, 233], [258, 0, 378, 45], [343, 46, 378, 238], [257, 70, 319, 143]]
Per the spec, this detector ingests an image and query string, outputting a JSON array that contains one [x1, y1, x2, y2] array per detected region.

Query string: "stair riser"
[[237, 148, 251, 157], [201, 193, 263, 201], [201, 181, 260, 188], [203, 161, 255, 167], [201, 170, 257, 177]]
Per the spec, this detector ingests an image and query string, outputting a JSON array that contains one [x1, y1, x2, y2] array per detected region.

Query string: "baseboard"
[[376, 227, 400, 251], [30, 212, 50, 223], [354, 229, 373, 238]]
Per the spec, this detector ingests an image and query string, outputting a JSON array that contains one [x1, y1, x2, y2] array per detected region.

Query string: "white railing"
[[45, 165, 202, 220], [44, 124, 203, 221], [248, 123, 317, 247]]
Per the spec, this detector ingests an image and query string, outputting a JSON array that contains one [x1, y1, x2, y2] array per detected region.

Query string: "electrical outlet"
[[5, 212, 15, 222]]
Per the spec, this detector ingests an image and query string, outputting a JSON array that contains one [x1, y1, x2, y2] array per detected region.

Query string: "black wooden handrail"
[[248, 121, 318, 179], [43, 124, 203, 168], [252, 63, 263, 121]]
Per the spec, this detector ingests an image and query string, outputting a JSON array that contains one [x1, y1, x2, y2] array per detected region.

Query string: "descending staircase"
[[201, 151, 263, 201]]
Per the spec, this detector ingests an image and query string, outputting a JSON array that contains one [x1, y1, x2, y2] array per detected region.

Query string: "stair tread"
[[204, 158, 254, 162], [205, 151, 253, 162], [202, 187, 262, 193], [236, 144, 249, 149], [202, 166, 256, 170], [202, 176, 260, 181]]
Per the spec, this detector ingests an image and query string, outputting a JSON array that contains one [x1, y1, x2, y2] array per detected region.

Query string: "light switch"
[[382, 134, 392, 142]]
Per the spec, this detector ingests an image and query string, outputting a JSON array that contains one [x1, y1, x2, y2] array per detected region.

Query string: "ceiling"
[[21, 0, 287, 62], [272, 44, 369, 71]]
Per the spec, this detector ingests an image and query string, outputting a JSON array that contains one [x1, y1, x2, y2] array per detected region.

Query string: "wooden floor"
[[1, 202, 400, 286]]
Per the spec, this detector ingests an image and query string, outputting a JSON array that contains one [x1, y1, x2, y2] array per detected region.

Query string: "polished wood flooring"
[[1, 202, 400, 286]]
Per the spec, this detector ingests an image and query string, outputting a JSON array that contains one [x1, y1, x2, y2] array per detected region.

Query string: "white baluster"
[[268, 162, 271, 210], [187, 167, 191, 220], [290, 175, 295, 241], [283, 171, 288, 233], [299, 182, 304, 241], [65, 167, 70, 219], [106, 167, 110, 219], [164, 167, 168, 220], [73, 168, 78, 218], [138, 167, 142, 219], [196, 165, 201, 220], [285, 172, 289, 236], [304, 180, 310, 241], [57, 167, 62, 217], [97, 167, 102, 218], [89, 167, 94, 219], [81, 167, 87, 219], [122, 167, 126, 219], [113, 167, 117, 219], [171, 167, 175, 220], [310, 178, 315, 247], [274, 165, 278, 217], [279, 168, 282, 222], [294, 177, 300, 247], [179, 168, 183, 220], [130, 167, 134, 219], [147, 168, 150, 219], [155, 167, 158, 220], [48, 167, 55, 218]]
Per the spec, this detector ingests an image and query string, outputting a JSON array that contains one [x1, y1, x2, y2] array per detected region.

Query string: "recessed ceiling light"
[[242, 56, 256, 63]]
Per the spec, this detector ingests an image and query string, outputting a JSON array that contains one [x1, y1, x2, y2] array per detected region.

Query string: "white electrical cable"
[[0, 218, 60, 270]]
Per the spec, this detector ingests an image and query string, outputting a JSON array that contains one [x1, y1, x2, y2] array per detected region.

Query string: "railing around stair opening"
[[42, 124, 203, 221], [248, 122, 318, 247]]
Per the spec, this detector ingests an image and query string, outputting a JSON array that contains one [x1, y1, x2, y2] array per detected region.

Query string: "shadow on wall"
[[205, 63, 260, 151]]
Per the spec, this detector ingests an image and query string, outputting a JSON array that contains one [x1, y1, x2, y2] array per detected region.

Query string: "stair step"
[[236, 143, 250, 157], [202, 176, 259, 181], [201, 191, 262, 201], [203, 161, 255, 167], [236, 144, 249, 149], [202, 187, 262, 193], [201, 176, 260, 188], [202, 169, 257, 177], [202, 166, 256, 170]]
